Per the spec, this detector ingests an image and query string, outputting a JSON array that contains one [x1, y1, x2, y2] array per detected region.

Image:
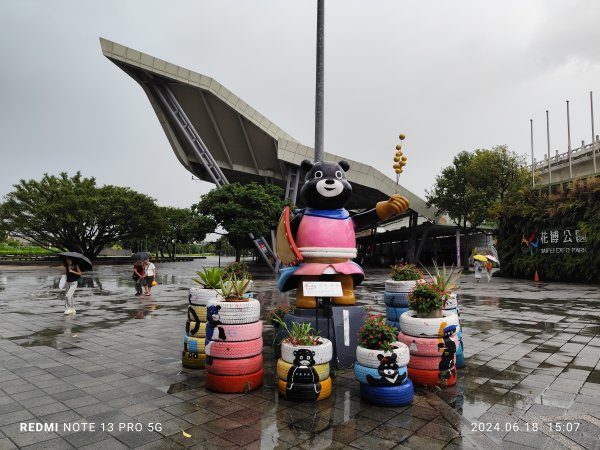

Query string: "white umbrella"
[[486, 255, 499, 264]]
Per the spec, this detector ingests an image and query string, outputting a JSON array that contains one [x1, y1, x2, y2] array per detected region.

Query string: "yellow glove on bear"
[[375, 194, 410, 220]]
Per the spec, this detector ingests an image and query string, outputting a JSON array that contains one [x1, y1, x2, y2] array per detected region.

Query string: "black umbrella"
[[131, 251, 151, 261], [58, 252, 93, 272]]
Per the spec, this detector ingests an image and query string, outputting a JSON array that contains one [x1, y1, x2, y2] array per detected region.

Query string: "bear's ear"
[[311, 351, 315, 356], [377, 354, 384, 361], [216, 305, 221, 311], [293, 350, 298, 356], [338, 160, 350, 172], [301, 159, 314, 172]]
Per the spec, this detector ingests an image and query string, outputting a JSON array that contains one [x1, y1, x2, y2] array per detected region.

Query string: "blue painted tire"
[[386, 306, 410, 322], [354, 363, 407, 385], [359, 379, 414, 407], [456, 330, 465, 368], [383, 291, 410, 307], [386, 320, 400, 332]]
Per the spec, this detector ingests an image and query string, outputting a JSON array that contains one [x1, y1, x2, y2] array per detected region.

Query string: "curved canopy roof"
[[100, 38, 438, 221]]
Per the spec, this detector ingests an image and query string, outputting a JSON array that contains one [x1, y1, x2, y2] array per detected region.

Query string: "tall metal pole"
[[314, 0, 325, 162], [530, 119, 535, 187], [567, 100, 572, 179], [591, 91, 596, 173], [546, 110, 551, 189]]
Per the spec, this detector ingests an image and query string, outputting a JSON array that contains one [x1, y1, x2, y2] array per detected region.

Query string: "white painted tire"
[[207, 299, 260, 325], [443, 292, 458, 309], [384, 279, 424, 293], [355, 342, 410, 369], [280, 338, 332, 365], [399, 310, 460, 338], [189, 287, 223, 306]]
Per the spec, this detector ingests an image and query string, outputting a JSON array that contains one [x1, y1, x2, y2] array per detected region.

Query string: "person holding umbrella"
[[58, 252, 92, 315], [473, 254, 487, 283], [131, 251, 150, 296]]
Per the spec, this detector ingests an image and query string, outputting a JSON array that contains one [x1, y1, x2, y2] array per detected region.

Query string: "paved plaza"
[[0, 258, 599, 449]]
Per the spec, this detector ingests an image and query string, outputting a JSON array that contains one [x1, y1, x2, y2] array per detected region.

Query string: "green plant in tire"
[[422, 261, 462, 298], [272, 316, 321, 346], [358, 314, 398, 352], [390, 263, 423, 281], [223, 261, 252, 280], [192, 267, 224, 289], [219, 273, 252, 301], [269, 304, 295, 327], [407, 281, 445, 314]]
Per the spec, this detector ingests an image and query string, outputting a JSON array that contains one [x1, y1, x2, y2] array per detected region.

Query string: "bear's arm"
[[289, 211, 304, 240]]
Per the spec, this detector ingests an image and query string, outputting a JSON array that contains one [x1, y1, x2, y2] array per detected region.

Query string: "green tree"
[[153, 206, 215, 259], [0, 172, 160, 259], [194, 183, 287, 261]]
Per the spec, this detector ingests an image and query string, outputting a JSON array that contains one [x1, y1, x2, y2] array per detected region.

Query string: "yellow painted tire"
[[276, 359, 330, 382], [188, 305, 207, 322], [185, 320, 206, 338], [278, 376, 332, 401], [296, 298, 318, 309], [183, 335, 205, 353], [182, 351, 205, 369]]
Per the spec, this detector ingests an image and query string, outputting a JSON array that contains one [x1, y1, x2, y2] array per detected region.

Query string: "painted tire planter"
[[359, 379, 414, 407], [183, 335, 205, 353], [386, 306, 409, 322], [397, 332, 459, 356], [206, 354, 263, 376], [205, 368, 264, 393], [408, 354, 456, 371], [206, 299, 260, 324], [278, 377, 332, 402], [205, 321, 262, 342], [443, 292, 458, 309], [185, 320, 206, 338], [189, 288, 223, 306], [399, 310, 460, 338], [383, 291, 410, 307], [444, 307, 458, 315], [187, 305, 207, 323], [356, 342, 410, 369], [182, 351, 206, 369], [354, 363, 408, 385], [408, 367, 457, 387], [277, 359, 330, 382], [205, 337, 263, 359], [456, 329, 465, 368], [280, 338, 332, 365], [384, 279, 423, 293]]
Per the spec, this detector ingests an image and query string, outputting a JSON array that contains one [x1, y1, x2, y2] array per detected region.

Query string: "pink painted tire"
[[355, 342, 410, 369], [397, 332, 459, 357], [408, 354, 456, 371], [205, 337, 263, 359], [399, 310, 460, 338], [206, 321, 263, 342], [206, 354, 263, 375]]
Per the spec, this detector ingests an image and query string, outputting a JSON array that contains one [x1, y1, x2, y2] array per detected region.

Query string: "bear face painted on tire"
[[366, 353, 406, 386], [285, 349, 321, 401], [206, 304, 225, 341]]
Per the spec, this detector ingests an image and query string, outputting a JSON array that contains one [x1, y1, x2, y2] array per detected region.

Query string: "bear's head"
[[293, 348, 316, 367], [300, 159, 352, 210], [207, 304, 221, 325], [377, 353, 399, 377], [443, 324, 457, 338]]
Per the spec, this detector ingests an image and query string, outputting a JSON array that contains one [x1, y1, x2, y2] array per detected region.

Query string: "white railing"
[[530, 139, 600, 173]]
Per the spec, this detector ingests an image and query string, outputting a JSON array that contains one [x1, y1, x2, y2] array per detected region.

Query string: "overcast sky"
[[1, 0, 600, 209]]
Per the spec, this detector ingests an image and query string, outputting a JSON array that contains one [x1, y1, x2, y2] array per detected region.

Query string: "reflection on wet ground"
[[0, 258, 598, 449]]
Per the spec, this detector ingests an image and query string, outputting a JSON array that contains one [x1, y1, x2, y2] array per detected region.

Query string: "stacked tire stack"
[[182, 287, 219, 370], [383, 279, 421, 331], [443, 293, 465, 368], [397, 311, 460, 387], [354, 343, 414, 407], [204, 298, 264, 393], [277, 338, 333, 402]]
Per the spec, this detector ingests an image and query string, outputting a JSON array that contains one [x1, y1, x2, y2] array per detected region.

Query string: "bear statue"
[[278, 159, 410, 308], [366, 353, 406, 386], [285, 348, 322, 401]]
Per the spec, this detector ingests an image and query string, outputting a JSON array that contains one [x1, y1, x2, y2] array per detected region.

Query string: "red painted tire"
[[205, 368, 263, 393], [205, 337, 263, 359], [408, 367, 457, 387], [355, 343, 410, 369], [408, 354, 456, 371], [281, 338, 332, 365], [206, 354, 263, 375], [397, 332, 459, 357], [206, 321, 263, 342]]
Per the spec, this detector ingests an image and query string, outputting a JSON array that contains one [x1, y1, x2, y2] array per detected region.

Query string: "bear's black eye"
[[335, 171, 343, 179], [314, 171, 323, 179]]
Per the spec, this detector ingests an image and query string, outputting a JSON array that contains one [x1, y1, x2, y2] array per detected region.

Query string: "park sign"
[[521, 228, 587, 255]]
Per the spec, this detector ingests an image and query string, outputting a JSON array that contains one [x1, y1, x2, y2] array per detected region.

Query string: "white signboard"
[[302, 281, 343, 297]]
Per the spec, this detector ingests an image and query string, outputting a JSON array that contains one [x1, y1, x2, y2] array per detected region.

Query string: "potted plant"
[[354, 314, 413, 407], [407, 281, 445, 318], [218, 273, 253, 302], [386, 263, 424, 293], [269, 304, 295, 328], [189, 267, 224, 306], [423, 261, 462, 309], [272, 316, 333, 402]]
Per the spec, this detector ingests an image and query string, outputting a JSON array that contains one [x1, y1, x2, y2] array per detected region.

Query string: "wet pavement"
[[0, 258, 599, 449]]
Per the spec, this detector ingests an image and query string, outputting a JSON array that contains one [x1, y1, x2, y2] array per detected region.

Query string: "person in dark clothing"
[[133, 261, 145, 296], [64, 257, 82, 315]]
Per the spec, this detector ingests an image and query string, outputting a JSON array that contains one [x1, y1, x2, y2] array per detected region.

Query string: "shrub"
[[358, 314, 398, 352], [407, 281, 444, 314], [390, 263, 423, 281]]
